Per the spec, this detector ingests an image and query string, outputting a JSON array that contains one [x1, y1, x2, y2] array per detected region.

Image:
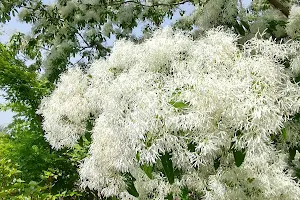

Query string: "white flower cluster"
[[38, 68, 90, 149], [58, 1, 76, 17], [286, 5, 300, 38], [39, 28, 300, 199]]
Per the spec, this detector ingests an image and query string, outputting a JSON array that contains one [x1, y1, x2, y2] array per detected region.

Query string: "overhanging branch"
[[267, 0, 290, 17]]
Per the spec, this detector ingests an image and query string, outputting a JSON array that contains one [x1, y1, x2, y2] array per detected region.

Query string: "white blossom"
[[38, 68, 90, 149], [59, 1, 76, 17], [39, 28, 300, 199]]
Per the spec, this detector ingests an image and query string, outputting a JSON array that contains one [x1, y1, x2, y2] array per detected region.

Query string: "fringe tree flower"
[[286, 5, 300, 39], [38, 27, 300, 199]]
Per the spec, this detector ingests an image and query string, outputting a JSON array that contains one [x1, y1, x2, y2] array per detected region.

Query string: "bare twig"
[[79, 46, 93, 51], [76, 32, 90, 47], [70, 57, 85, 67]]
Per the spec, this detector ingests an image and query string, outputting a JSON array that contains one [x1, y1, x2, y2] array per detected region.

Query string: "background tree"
[[0, 43, 98, 199]]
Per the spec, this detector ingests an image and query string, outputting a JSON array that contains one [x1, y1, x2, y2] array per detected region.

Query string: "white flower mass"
[[38, 28, 300, 199]]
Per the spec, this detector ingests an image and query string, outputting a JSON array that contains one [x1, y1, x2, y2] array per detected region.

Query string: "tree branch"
[[267, 0, 290, 17], [76, 32, 90, 47], [112, 0, 190, 8]]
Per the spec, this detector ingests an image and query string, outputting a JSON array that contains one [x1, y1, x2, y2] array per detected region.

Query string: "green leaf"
[[180, 186, 189, 200], [85, 132, 92, 142], [160, 152, 174, 184], [174, 168, 183, 180], [78, 137, 84, 147], [136, 152, 140, 161], [233, 149, 246, 167], [214, 156, 221, 170], [187, 141, 196, 152], [169, 101, 189, 109], [123, 173, 139, 197], [282, 128, 287, 141], [165, 193, 173, 200], [289, 147, 296, 161], [141, 164, 153, 179]]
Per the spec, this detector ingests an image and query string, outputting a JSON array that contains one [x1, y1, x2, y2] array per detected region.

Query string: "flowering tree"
[[39, 27, 300, 199], [2, 0, 300, 199], [1, 0, 192, 82]]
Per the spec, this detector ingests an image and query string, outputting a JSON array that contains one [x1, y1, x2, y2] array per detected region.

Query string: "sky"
[[0, 0, 252, 126]]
